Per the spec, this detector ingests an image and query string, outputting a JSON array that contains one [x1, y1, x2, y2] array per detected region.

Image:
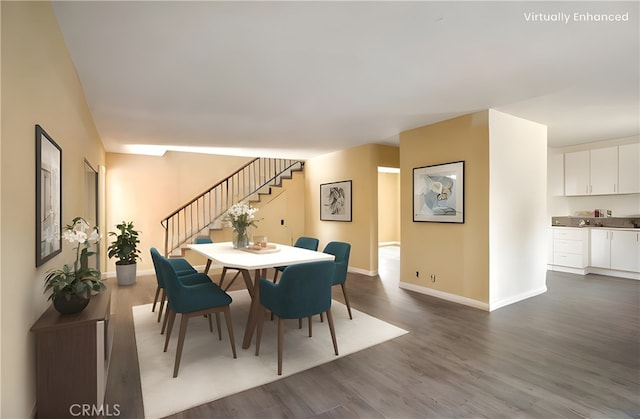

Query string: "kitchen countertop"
[[551, 215, 640, 229]]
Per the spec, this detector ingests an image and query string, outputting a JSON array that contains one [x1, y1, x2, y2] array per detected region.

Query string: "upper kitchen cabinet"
[[618, 143, 640, 194], [589, 147, 618, 194], [564, 145, 638, 196], [564, 150, 590, 195]]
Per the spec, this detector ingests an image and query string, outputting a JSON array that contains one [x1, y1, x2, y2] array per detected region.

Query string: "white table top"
[[187, 242, 334, 270]]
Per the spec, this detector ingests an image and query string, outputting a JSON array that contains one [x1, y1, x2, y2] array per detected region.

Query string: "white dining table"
[[187, 242, 334, 349]]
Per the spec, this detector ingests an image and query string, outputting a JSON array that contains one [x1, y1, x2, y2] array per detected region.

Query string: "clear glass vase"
[[232, 228, 249, 249]]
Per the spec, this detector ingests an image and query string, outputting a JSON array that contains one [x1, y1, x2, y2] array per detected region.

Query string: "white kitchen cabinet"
[[563, 145, 630, 196], [618, 143, 640, 194], [590, 147, 618, 195], [590, 229, 611, 268], [564, 150, 590, 196], [610, 230, 640, 272], [590, 229, 640, 273], [552, 227, 589, 268]]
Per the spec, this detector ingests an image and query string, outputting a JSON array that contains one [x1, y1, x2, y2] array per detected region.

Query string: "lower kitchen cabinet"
[[552, 227, 589, 269], [590, 229, 640, 273]]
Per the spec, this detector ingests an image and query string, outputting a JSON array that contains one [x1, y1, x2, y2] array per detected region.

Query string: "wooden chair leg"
[[256, 308, 265, 356], [157, 289, 166, 322], [215, 312, 222, 340], [152, 286, 161, 312], [163, 309, 176, 352], [298, 318, 302, 328], [325, 309, 339, 356], [277, 317, 285, 375], [341, 283, 353, 319], [308, 316, 312, 337], [207, 314, 213, 333], [223, 306, 237, 359], [161, 306, 170, 335], [204, 259, 212, 274], [173, 314, 190, 377], [319, 312, 324, 323]]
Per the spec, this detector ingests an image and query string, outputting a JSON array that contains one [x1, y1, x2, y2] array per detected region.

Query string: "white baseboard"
[[379, 242, 400, 247], [489, 286, 548, 311], [549, 265, 639, 280], [102, 268, 156, 279], [398, 281, 490, 311], [105, 264, 384, 280], [348, 266, 378, 277], [586, 267, 639, 280]]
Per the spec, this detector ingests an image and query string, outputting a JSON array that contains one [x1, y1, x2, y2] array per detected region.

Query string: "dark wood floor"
[[104, 248, 640, 418]]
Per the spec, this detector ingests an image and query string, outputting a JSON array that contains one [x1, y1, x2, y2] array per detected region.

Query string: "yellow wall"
[[106, 152, 308, 273], [305, 144, 399, 274], [399, 112, 490, 303], [1, 2, 106, 416], [105, 151, 251, 272], [378, 171, 400, 244]]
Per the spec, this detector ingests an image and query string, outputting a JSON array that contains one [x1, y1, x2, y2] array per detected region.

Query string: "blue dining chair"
[[272, 236, 320, 282], [150, 247, 210, 323], [255, 261, 338, 375], [194, 236, 243, 292], [323, 241, 352, 319], [157, 255, 237, 378]]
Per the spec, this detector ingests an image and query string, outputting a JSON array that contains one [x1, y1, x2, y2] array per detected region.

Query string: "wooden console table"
[[31, 290, 114, 418]]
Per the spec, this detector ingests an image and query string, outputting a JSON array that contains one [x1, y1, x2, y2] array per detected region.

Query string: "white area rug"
[[132, 290, 408, 418]]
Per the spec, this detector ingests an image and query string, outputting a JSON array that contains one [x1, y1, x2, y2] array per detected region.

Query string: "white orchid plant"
[[44, 217, 106, 301], [222, 202, 259, 234]]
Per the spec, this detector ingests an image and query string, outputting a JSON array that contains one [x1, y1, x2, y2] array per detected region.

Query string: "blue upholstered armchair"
[[255, 261, 338, 375], [272, 236, 320, 282], [157, 255, 237, 378], [150, 247, 210, 324], [323, 241, 352, 319]]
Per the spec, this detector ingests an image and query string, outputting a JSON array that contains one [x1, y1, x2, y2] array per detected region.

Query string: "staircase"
[[161, 157, 304, 257]]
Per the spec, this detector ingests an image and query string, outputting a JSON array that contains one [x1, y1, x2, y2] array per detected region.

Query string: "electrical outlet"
[[430, 274, 436, 283], [280, 219, 285, 225], [416, 271, 419, 278]]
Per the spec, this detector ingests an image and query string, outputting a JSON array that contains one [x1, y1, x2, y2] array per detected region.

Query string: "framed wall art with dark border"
[[413, 161, 464, 223], [36, 124, 62, 266], [320, 180, 352, 221]]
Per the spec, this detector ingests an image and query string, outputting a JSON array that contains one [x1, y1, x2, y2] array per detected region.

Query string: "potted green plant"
[[44, 217, 106, 314], [107, 220, 141, 285]]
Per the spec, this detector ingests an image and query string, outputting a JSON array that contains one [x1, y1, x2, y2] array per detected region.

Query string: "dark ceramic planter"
[[53, 294, 90, 315]]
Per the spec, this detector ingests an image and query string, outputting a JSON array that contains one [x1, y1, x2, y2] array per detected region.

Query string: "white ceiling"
[[52, 1, 639, 159]]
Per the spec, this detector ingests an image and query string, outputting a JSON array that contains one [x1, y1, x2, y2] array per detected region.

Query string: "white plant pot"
[[115, 263, 137, 286]]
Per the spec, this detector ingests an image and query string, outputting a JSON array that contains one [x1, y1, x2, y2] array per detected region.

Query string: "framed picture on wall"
[[413, 161, 464, 223], [320, 180, 352, 221], [36, 124, 62, 266]]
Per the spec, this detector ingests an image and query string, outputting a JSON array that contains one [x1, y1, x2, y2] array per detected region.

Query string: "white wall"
[[488, 109, 548, 310]]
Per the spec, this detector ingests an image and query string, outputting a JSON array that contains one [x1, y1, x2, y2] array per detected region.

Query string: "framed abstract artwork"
[[320, 180, 352, 221], [36, 124, 62, 266], [413, 161, 464, 223]]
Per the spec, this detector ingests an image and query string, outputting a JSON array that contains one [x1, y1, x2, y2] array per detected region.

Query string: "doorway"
[[377, 166, 400, 283], [84, 160, 99, 271]]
